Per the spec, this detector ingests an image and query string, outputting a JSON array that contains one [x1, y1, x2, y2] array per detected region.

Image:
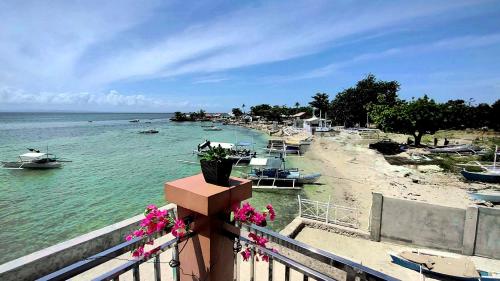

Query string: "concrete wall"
[[0, 204, 176, 281], [475, 207, 500, 259], [370, 193, 500, 259]]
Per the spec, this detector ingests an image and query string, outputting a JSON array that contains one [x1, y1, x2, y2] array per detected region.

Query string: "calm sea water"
[[0, 113, 306, 264]]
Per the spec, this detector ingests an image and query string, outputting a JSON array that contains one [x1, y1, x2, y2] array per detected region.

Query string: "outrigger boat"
[[468, 190, 500, 203], [1, 149, 64, 169], [428, 144, 484, 155], [460, 146, 500, 183], [203, 126, 223, 131], [138, 129, 159, 134], [265, 139, 309, 156], [245, 157, 321, 190], [195, 140, 256, 165], [389, 250, 500, 280]]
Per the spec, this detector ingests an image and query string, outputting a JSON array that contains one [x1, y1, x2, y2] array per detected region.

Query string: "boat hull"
[[468, 192, 500, 203], [2, 161, 62, 169], [390, 253, 484, 281], [461, 170, 500, 183]]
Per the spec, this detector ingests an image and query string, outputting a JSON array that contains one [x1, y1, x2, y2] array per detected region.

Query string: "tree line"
[[238, 74, 499, 146]]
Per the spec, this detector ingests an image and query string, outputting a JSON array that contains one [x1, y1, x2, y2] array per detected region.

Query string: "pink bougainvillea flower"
[[156, 221, 166, 232], [171, 219, 186, 238], [250, 212, 266, 226], [133, 229, 145, 237], [125, 234, 133, 241], [261, 254, 269, 262], [132, 246, 144, 258], [241, 248, 252, 261], [266, 204, 275, 221]]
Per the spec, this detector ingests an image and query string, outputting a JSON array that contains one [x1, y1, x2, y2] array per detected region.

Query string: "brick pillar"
[[165, 174, 252, 281]]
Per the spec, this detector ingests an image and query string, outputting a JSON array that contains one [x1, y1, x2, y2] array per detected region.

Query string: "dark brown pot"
[[200, 159, 233, 186]]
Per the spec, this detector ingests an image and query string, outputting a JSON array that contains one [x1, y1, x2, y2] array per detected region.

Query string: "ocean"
[[0, 112, 305, 264]]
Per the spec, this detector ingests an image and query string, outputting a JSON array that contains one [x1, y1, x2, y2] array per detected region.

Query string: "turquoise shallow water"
[[0, 113, 305, 264]]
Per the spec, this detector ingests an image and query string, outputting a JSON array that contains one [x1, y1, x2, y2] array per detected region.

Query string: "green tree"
[[309, 93, 330, 113], [370, 95, 442, 146], [294, 102, 300, 109], [232, 107, 243, 117], [330, 74, 399, 127], [491, 99, 500, 131], [250, 104, 272, 117]]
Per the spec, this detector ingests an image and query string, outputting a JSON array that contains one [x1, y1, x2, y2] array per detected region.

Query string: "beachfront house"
[[303, 116, 332, 133]]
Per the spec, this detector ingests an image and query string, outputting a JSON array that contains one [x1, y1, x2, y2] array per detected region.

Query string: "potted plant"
[[200, 145, 233, 186]]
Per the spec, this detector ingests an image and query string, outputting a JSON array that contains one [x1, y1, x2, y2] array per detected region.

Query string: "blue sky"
[[0, 0, 499, 112]]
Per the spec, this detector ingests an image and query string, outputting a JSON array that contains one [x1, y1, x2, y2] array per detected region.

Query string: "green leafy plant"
[[201, 145, 228, 162]]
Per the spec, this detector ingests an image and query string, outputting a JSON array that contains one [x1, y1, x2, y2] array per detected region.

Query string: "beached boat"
[[1, 150, 63, 169], [369, 139, 406, 155], [468, 190, 500, 203], [389, 251, 500, 280], [195, 140, 256, 165], [461, 170, 500, 183], [461, 145, 500, 183], [428, 144, 483, 154], [138, 129, 159, 134], [245, 157, 321, 189], [203, 126, 223, 131], [265, 139, 309, 155]]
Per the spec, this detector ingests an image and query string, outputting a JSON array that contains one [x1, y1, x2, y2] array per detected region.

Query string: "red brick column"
[[165, 174, 252, 281]]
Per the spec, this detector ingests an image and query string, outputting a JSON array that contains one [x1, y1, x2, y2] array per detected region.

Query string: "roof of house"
[[292, 112, 306, 117]]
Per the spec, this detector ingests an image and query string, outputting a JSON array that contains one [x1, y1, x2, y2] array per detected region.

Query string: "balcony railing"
[[32, 222, 399, 281]]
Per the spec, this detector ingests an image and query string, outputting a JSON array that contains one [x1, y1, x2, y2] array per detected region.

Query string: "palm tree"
[[294, 102, 300, 109], [242, 104, 246, 114]]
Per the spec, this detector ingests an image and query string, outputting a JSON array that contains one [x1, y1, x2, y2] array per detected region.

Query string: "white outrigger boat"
[[244, 157, 321, 190], [203, 126, 222, 131], [2, 150, 63, 169]]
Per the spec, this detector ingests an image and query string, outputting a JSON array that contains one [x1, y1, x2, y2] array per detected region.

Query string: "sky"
[[0, 0, 499, 112]]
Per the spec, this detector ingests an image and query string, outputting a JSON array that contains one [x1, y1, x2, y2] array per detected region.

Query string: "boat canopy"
[[20, 153, 47, 159], [209, 142, 234, 149], [249, 158, 283, 169]]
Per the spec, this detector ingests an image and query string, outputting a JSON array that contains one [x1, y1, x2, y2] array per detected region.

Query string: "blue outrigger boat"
[[461, 145, 500, 184], [390, 251, 500, 280], [461, 170, 500, 184]]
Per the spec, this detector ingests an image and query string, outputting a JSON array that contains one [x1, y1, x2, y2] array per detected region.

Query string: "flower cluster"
[[232, 203, 276, 262], [125, 205, 188, 258]]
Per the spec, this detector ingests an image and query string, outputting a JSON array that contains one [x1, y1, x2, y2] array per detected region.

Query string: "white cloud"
[[0, 0, 481, 91], [287, 33, 500, 80], [0, 87, 217, 111], [0, 0, 495, 109]]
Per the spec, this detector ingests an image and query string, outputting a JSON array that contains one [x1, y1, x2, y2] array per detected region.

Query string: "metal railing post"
[[284, 265, 290, 281], [250, 246, 255, 281], [268, 256, 273, 281], [132, 265, 140, 281], [325, 195, 331, 223], [298, 195, 302, 217], [154, 255, 161, 281], [172, 242, 180, 281]]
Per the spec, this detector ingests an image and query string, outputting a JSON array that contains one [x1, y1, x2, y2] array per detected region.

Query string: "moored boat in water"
[[245, 157, 321, 189], [1, 150, 63, 169]]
